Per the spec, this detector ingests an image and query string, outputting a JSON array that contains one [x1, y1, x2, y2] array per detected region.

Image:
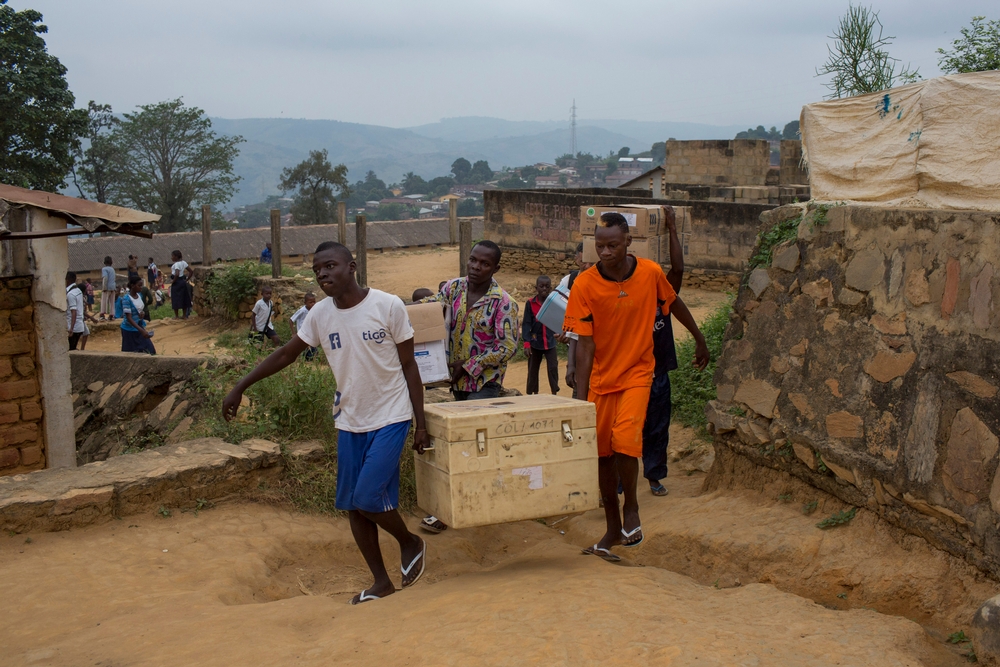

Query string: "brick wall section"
[[0, 276, 44, 475], [779, 140, 809, 185], [663, 140, 771, 186]]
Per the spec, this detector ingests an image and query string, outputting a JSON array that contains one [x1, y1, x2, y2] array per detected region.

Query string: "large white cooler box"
[[415, 395, 599, 528]]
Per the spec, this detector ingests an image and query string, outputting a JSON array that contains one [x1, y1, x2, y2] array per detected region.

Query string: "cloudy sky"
[[12, 0, 997, 129]]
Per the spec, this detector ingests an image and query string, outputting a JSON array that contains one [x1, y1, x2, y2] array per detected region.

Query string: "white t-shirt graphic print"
[[297, 289, 415, 433]]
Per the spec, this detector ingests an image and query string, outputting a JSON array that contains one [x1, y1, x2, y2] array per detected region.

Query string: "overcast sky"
[[12, 0, 997, 129]]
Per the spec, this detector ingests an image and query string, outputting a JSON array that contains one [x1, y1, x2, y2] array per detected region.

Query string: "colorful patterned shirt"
[[422, 277, 520, 392]]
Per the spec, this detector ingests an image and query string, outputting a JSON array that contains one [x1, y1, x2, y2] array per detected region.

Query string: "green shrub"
[[204, 262, 259, 318], [671, 296, 733, 429]]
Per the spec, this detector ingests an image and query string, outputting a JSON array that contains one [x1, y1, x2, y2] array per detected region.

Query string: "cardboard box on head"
[[579, 204, 665, 237], [582, 234, 671, 264], [406, 302, 449, 385]]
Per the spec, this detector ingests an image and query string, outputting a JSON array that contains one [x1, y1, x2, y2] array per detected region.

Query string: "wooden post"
[[338, 201, 347, 245], [355, 214, 367, 287], [459, 217, 472, 277], [448, 198, 457, 245], [269, 209, 282, 279], [201, 205, 212, 267]]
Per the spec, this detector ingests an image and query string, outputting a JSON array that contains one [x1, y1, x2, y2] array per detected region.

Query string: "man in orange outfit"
[[564, 211, 709, 562]]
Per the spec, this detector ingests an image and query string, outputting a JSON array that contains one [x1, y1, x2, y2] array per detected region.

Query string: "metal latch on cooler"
[[562, 421, 573, 444], [477, 430, 487, 455]]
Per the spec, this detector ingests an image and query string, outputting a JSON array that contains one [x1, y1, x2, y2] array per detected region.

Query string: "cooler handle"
[[477, 430, 487, 456], [562, 421, 574, 446]]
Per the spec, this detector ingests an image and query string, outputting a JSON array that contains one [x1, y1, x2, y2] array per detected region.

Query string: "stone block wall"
[[707, 203, 1000, 578], [779, 140, 808, 185], [663, 140, 771, 186], [484, 189, 771, 292], [0, 276, 44, 475], [190, 268, 298, 321]]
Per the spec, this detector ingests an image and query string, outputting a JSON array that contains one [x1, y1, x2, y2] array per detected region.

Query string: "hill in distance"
[[209, 116, 749, 209]]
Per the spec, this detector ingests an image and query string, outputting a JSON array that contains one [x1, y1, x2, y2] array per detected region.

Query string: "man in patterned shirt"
[[419, 239, 520, 532]]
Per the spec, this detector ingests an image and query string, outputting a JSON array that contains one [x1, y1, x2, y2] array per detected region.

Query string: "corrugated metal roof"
[[0, 183, 159, 234], [67, 217, 484, 272]]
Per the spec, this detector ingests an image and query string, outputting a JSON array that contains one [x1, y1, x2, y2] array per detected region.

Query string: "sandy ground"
[[2, 474, 967, 667]]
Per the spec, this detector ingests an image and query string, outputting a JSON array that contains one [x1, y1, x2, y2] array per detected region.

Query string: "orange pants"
[[589, 386, 651, 458]]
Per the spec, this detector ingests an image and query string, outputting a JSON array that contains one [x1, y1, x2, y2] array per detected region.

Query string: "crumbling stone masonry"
[[663, 139, 771, 186], [0, 276, 44, 473], [707, 203, 1000, 578]]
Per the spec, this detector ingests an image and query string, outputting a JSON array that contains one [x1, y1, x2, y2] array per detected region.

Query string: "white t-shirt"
[[66, 285, 86, 333], [129, 294, 145, 316], [297, 289, 414, 433], [290, 305, 309, 330], [251, 299, 273, 332], [171, 260, 188, 278]]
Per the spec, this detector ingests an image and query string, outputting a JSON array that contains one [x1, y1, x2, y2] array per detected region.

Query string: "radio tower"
[[570, 99, 577, 157]]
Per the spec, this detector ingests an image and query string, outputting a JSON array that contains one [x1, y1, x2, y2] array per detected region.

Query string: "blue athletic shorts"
[[335, 420, 411, 513]]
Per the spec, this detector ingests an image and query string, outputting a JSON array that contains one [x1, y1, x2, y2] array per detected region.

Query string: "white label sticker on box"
[[512, 466, 543, 490], [623, 213, 637, 227]]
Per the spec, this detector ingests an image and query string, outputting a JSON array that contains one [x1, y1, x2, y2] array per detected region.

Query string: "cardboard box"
[[406, 302, 449, 385], [582, 234, 671, 264], [579, 204, 665, 237], [415, 395, 599, 528]]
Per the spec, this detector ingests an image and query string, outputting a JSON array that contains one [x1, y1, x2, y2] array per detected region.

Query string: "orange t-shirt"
[[564, 257, 676, 394]]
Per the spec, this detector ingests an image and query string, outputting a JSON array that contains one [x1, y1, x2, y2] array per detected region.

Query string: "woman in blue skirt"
[[120, 275, 156, 355]]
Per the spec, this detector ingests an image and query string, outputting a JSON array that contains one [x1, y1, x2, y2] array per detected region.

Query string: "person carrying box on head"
[[223, 241, 429, 605], [522, 275, 560, 395], [564, 211, 709, 563]]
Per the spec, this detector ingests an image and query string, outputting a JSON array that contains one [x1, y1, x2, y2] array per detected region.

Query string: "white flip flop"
[[401, 539, 426, 588]]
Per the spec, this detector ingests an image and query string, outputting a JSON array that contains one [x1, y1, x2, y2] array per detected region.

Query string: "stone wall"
[[779, 140, 808, 186], [190, 267, 299, 321], [484, 189, 771, 292], [707, 203, 1000, 579], [662, 139, 771, 186], [0, 276, 44, 474]]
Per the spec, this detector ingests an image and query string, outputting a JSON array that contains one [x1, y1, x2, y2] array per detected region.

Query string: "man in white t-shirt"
[[249, 286, 281, 347], [65, 271, 87, 350], [223, 241, 428, 605]]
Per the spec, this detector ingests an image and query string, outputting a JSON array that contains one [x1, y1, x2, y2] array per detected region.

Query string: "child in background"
[[249, 286, 282, 347], [521, 275, 560, 395], [290, 292, 318, 360], [84, 278, 95, 316], [411, 287, 434, 302]]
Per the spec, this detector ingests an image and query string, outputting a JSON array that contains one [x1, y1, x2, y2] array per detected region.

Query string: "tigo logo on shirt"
[[329, 332, 342, 349], [362, 328, 388, 344]]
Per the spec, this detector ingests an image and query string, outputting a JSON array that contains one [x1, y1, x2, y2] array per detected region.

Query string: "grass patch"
[[816, 507, 857, 529], [670, 295, 734, 430]]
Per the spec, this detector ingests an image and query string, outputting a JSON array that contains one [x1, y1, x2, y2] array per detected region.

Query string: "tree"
[[469, 159, 493, 183], [105, 99, 243, 232], [457, 198, 483, 217], [0, 1, 87, 191], [71, 101, 119, 202], [782, 120, 800, 140], [617, 146, 631, 158], [450, 157, 472, 184], [938, 16, 1000, 73], [279, 148, 349, 226], [425, 176, 455, 198], [650, 142, 666, 166], [401, 172, 427, 195], [344, 170, 390, 208], [817, 5, 919, 98]]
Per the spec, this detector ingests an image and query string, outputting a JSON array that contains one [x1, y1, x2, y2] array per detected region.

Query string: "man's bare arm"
[[665, 208, 683, 293], [396, 338, 429, 454], [669, 296, 710, 370], [574, 335, 596, 401], [222, 335, 311, 420]]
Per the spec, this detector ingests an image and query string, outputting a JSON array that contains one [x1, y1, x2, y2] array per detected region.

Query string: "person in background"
[[643, 208, 684, 497], [99, 256, 116, 321], [66, 271, 86, 350], [169, 250, 191, 320], [147, 257, 158, 287], [560, 242, 590, 393], [222, 241, 429, 605], [565, 212, 708, 563], [139, 279, 155, 314], [184, 266, 195, 318], [260, 242, 273, 264], [127, 254, 139, 282], [249, 285, 282, 347], [437, 280, 447, 292], [521, 275, 559, 395], [119, 275, 156, 355], [417, 240, 519, 534], [289, 291, 318, 360], [84, 278, 96, 316], [411, 288, 434, 302]]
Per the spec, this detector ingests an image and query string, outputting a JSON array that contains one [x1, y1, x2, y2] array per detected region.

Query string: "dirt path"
[[2, 475, 968, 667]]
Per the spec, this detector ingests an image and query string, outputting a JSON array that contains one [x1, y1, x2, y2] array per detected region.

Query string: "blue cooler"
[[536, 288, 569, 334]]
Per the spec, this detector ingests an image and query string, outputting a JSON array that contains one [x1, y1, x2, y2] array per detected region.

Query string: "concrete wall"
[[779, 140, 808, 186], [707, 203, 1000, 579], [484, 188, 771, 289], [662, 140, 771, 186]]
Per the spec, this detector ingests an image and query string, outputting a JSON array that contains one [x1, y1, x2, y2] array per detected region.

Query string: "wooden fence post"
[[355, 214, 367, 287], [270, 209, 282, 279], [201, 205, 212, 268], [459, 217, 472, 277], [448, 198, 457, 245], [338, 201, 347, 245]]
